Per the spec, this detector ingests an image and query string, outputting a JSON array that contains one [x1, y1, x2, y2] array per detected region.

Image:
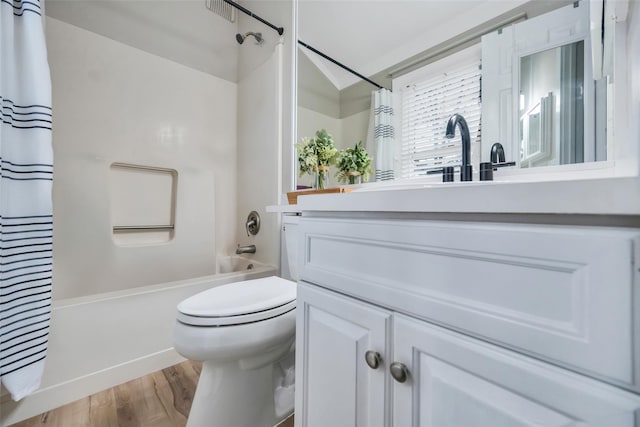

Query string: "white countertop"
[[269, 176, 640, 216], [265, 204, 302, 214]]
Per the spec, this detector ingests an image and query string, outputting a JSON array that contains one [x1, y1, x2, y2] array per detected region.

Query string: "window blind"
[[399, 61, 482, 178]]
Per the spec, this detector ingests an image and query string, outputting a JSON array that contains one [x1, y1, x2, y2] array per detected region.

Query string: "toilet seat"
[[177, 276, 296, 327]]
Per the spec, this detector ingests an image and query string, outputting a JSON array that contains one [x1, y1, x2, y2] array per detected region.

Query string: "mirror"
[[519, 40, 590, 168], [297, 0, 608, 187]]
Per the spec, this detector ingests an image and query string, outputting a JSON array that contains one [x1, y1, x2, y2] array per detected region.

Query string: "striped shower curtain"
[[0, 0, 53, 401], [367, 88, 395, 181]]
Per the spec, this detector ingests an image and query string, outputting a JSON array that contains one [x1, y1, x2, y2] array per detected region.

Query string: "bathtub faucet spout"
[[236, 244, 256, 255]]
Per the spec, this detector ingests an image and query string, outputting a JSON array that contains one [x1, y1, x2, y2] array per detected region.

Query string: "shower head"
[[235, 32, 264, 45]]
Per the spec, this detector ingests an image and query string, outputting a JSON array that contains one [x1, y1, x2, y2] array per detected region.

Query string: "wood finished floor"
[[10, 361, 294, 427]]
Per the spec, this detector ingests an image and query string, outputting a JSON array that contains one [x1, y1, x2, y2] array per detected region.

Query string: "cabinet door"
[[295, 282, 391, 427], [392, 314, 640, 427]]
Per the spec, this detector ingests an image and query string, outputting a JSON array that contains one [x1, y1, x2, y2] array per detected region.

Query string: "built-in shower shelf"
[[113, 225, 175, 232], [109, 162, 177, 245]]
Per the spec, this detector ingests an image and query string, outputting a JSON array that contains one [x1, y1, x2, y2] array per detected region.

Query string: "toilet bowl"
[[173, 214, 300, 427]]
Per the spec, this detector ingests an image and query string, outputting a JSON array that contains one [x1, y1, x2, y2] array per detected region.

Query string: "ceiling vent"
[[205, 0, 236, 23]]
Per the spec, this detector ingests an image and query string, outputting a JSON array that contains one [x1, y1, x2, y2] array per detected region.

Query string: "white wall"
[[341, 110, 370, 151], [297, 107, 341, 188], [298, 49, 341, 118], [46, 17, 238, 300], [296, 107, 370, 188], [44, 1, 239, 82], [236, 1, 295, 268]]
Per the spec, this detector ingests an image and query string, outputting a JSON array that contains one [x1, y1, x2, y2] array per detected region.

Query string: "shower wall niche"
[[109, 163, 177, 245]]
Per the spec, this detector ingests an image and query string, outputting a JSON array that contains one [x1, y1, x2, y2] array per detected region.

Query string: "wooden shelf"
[[287, 188, 352, 205]]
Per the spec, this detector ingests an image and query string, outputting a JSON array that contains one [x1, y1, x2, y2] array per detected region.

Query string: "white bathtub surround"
[[236, 42, 283, 269], [236, 0, 296, 270], [0, 0, 53, 401], [45, 17, 238, 300], [217, 255, 262, 274], [0, 262, 275, 425]]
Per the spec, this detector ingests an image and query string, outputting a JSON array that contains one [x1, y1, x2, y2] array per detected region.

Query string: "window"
[[394, 45, 482, 179]]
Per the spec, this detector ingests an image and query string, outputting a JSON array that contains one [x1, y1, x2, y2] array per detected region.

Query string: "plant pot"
[[346, 171, 362, 185], [314, 166, 330, 190]]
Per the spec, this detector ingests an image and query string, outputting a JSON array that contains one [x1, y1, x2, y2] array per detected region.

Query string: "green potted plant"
[[336, 141, 372, 185], [295, 129, 338, 190]]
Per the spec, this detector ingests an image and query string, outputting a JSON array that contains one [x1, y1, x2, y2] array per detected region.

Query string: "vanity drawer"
[[299, 217, 640, 387]]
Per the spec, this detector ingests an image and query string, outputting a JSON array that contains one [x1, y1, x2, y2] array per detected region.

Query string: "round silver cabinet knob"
[[389, 362, 409, 383], [364, 351, 382, 370]]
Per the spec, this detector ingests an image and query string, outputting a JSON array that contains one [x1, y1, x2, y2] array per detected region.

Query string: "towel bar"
[[113, 225, 174, 231]]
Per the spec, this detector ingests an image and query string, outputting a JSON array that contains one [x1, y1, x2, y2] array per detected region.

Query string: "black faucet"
[[445, 114, 472, 181], [480, 142, 516, 180], [489, 142, 516, 170], [491, 142, 506, 164]]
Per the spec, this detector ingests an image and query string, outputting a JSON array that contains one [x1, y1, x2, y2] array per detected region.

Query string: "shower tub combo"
[[0, 256, 274, 425]]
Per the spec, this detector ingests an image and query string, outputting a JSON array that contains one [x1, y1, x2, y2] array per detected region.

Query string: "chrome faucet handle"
[[236, 244, 256, 254], [245, 211, 260, 236]]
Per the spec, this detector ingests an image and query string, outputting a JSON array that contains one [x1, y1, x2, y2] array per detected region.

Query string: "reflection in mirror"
[[298, 0, 610, 186], [519, 41, 587, 168]]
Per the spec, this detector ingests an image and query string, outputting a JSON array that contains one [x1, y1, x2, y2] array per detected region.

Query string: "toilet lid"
[[177, 276, 296, 326]]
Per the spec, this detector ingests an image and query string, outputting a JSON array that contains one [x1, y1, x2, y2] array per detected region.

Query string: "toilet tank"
[[280, 215, 300, 281]]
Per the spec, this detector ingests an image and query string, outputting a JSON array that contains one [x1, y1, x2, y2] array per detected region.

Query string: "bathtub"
[[217, 255, 261, 274], [0, 257, 276, 426]]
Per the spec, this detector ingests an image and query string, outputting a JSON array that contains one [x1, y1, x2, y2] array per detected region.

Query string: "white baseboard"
[[1, 348, 185, 426]]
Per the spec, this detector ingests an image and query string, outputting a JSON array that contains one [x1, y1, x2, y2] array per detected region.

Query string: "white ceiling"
[[297, 0, 532, 90]]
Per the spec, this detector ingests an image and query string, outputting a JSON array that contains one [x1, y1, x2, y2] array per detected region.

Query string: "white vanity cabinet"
[[294, 216, 640, 426], [295, 283, 390, 427]]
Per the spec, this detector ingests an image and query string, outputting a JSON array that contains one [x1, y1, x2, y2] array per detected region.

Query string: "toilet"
[[173, 214, 299, 427]]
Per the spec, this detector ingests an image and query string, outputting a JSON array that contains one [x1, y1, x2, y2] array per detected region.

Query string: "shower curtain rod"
[[298, 40, 384, 90], [222, 0, 284, 35], [219, 0, 381, 90]]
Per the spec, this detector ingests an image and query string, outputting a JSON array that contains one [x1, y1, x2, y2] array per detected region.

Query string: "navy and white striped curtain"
[[366, 88, 395, 181], [0, 0, 53, 401]]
